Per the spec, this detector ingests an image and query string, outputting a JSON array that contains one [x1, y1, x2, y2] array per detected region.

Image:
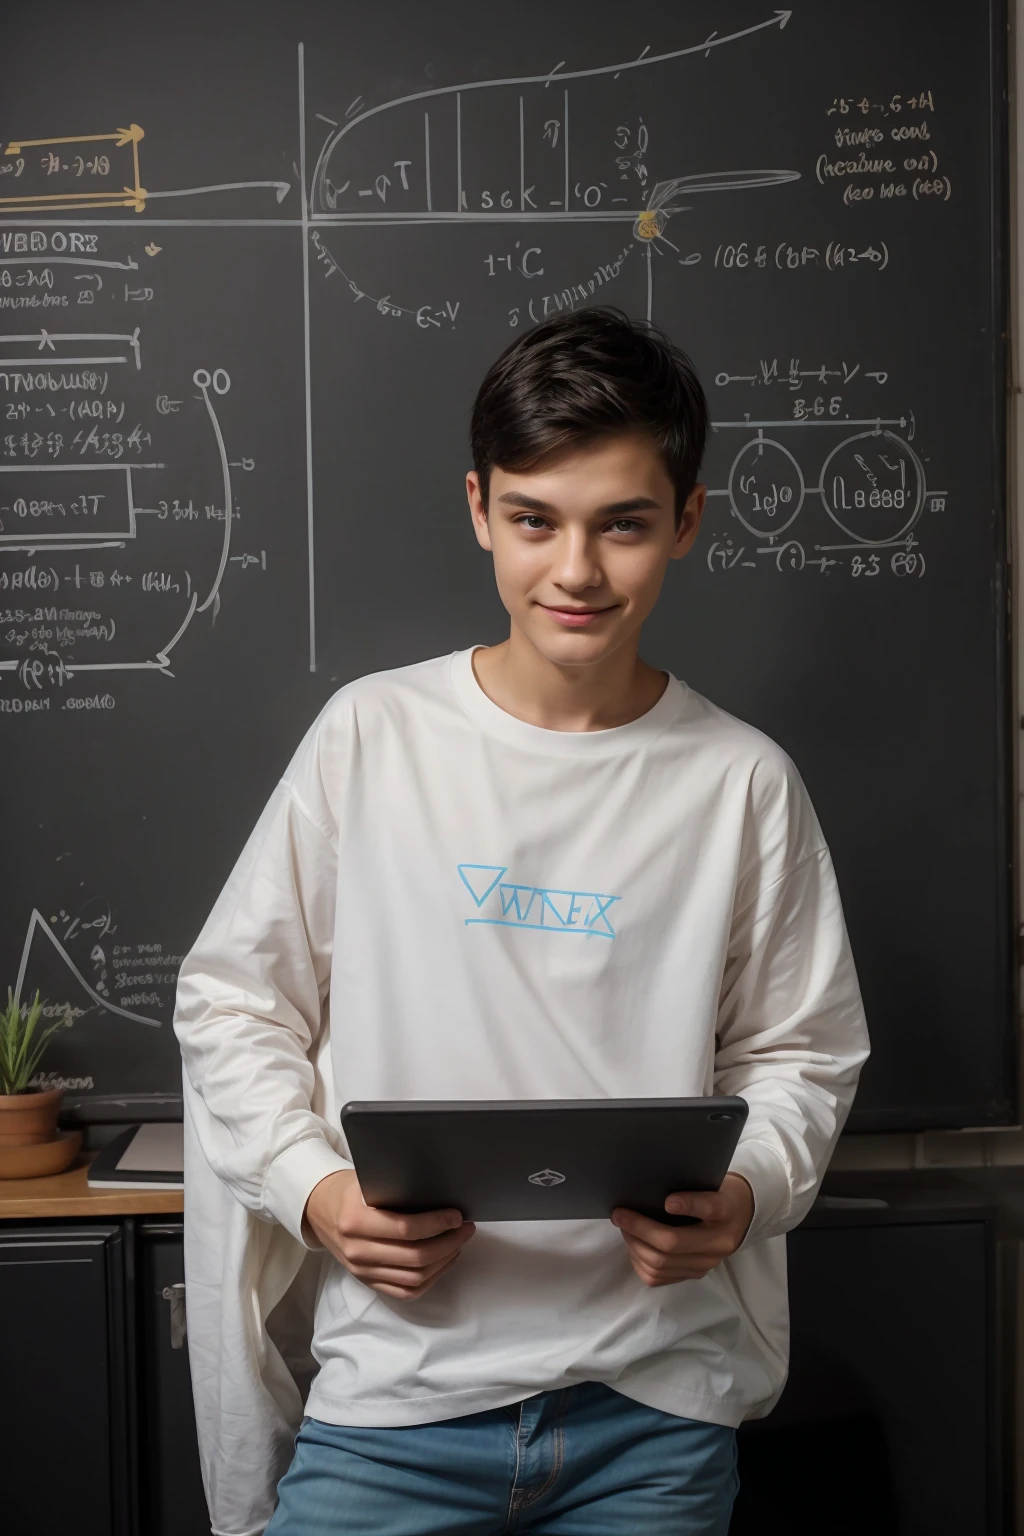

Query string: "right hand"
[[302, 1169, 477, 1299]]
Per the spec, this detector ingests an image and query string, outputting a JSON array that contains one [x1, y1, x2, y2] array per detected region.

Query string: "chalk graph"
[[307, 11, 801, 328]]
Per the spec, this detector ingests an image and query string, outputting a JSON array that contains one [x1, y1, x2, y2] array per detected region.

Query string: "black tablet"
[[340, 1097, 749, 1226]]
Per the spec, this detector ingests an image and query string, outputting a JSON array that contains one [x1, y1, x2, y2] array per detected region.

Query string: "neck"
[[472, 624, 667, 732]]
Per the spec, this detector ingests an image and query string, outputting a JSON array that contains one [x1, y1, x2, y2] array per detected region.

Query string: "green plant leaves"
[[0, 988, 75, 1096]]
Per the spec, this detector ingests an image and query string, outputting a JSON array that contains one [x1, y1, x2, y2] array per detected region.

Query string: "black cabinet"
[[0, 1216, 208, 1536], [0, 1224, 132, 1536], [732, 1204, 1007, 1536]]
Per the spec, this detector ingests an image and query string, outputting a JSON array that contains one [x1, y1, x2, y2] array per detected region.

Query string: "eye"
[[607, 518, 644, 534], [515, 514, 550, 531]]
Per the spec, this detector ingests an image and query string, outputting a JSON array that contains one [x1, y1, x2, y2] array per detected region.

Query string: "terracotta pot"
[[0, 1086, 63, 1146]]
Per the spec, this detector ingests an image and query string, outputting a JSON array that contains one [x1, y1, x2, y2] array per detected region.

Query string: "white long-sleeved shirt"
[[174, 646, 869, 1430]]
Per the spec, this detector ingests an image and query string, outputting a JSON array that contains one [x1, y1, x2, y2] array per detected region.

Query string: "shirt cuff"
[[728, 1137, 792, 1250], [263, 1136, 354, 1250]]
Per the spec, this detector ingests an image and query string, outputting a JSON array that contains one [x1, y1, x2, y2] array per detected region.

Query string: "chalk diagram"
[[0, 347, 237, 684], [307, 11, 801, 321], [0, 122, 290, 215], [0, 117, 297, 688], [0, 131, 298, 1044], [703, 417, 944, 577], [14, 907, 161, 1030]]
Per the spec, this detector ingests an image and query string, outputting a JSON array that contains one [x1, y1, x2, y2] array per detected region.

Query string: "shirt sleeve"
[[714, 842, 871, 1249], [173, 757, 353, 1251]]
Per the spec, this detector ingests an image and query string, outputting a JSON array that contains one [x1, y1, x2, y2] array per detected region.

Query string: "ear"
[[669, 483, 706, 561], [467, 470, 493, 552]]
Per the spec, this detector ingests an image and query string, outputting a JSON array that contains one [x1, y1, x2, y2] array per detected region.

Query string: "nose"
[[552, 526, 602, 594]]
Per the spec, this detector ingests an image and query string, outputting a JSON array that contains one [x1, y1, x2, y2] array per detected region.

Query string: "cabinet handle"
[[161, 1282, 187, 1349]]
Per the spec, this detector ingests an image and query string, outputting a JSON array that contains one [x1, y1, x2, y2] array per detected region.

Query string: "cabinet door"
[[136, 1221, 210, 1536], [731, 1217, 996, 1536], [0, 1223, 130, 1536]]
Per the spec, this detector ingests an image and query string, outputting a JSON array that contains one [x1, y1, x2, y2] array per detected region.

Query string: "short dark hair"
[[470, 307, 709, 523]]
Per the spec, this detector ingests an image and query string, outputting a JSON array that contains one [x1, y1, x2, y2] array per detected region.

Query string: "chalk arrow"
[[140, 180, 291, 203], [775, 9, 792, 26], [6, 126, 146, 154]]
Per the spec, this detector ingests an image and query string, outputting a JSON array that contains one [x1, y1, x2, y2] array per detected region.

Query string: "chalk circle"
[[821, 430, 925, 545], [192, 368, 231, 394], [727, 437, 804, 537]]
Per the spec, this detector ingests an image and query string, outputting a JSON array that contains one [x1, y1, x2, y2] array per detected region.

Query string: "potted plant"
[[0, 988, 75, 1147]]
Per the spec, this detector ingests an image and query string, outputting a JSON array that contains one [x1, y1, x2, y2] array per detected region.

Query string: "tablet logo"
[[528, 1168, 566, 1186], [457, 865, 620, 939]]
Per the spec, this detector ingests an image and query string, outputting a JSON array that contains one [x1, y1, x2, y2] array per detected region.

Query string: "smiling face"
[[467, 430, 705, 671]]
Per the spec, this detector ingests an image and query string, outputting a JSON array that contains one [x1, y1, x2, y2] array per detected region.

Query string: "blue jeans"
[[263, 1380, 738, 1534]]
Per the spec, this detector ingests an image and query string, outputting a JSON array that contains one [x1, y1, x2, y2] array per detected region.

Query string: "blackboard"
[[0, 0, 1012, 1132]]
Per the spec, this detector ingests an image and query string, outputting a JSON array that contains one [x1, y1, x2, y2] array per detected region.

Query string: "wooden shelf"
[[0, 1149, 183, 1219]]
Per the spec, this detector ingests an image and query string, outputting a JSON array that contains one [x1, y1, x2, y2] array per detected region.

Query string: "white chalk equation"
[[0, 339, 256, 690], [703, 380, 946, 578]]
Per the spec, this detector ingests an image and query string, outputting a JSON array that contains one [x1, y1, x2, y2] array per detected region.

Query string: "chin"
[[526, 624, 622, 667]]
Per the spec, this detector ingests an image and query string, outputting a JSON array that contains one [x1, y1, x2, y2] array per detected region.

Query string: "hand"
[[302, 1169, 477, 1300], [611, 1173, 755, 1288]]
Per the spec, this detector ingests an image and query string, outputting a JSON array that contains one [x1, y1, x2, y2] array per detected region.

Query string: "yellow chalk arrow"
[[123, 184, 148, 211], [0, 188, 125, 204], [0, 197, 138, 212], [5, 125, 144, 155]]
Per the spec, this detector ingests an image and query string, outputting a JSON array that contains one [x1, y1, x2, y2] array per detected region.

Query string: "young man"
[[174, 307, 869, 1535]]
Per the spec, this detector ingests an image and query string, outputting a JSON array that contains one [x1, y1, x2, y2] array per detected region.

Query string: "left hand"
[[611, 1173, 756, 1287]]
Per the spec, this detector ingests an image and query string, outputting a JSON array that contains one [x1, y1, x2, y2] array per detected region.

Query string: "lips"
[[539, 604, 617, 627]]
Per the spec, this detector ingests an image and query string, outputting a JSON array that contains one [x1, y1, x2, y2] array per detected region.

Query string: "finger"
[[348, 1253, 451, 1290], [663, 1190, 727, 1222], [634, 1263, 697, 1287], [629, 1247, 718, 1284], [632, 1260, 660, 1287], [356, 1240, 470, 1284], [346, 1249, 459, 1287], [365, 1249, 463, 1298], [346, 1203, 468, 1243], [619, 1228, 715, 1271], [343, 1223, 476, 1271], [623, 1224, 735, 1272], [351, 1248, 464, 1292], [611, 1208, 712, 1252]]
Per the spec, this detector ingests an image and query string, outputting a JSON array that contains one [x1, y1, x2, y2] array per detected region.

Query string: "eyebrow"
[[495, 492, 662, 515]]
